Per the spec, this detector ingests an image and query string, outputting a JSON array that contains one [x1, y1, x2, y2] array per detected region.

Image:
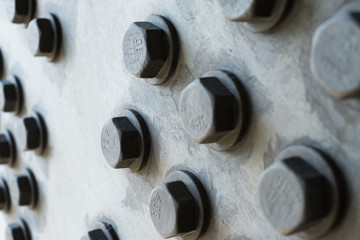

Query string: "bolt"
[[28, 18, 55, 57], [150, 181, 198, 238], [180, 77, 238, 144], [218, 0, 278, 22], [16, 115, 44, 152], [87, 222, 119, 240], [123, 22, 168, 78], [11, 169, 38, 208], [259, 157, 331, 235], [101, 117, 142, 169], [0, 179, 10, 211], [0, 132, 15, 164], [6, 0, 34, 24], [0, 78, 22, 113], [311, 2, 360, 99], [6, 220, 31, 240]]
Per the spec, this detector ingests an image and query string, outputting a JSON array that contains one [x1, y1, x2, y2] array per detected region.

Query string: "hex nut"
[[0, 77, 23, 113], [123, 22, 168, 78], [311, 2, 360, 99], [101, 109, 151, 172], [6, 0, 35, 24], [6, 219, 31, 240], [218, 0, 292, 32], [11, 169, 38, 208], [0, 132, 16, 165], [87, 222, 120, 240], [180, 77, 238, 144], [27, 14, 62, 61]]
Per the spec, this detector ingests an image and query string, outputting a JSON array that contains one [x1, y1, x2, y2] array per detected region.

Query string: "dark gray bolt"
[[6, 220, 31, 240], [101, 117, 142, 169], [259, 158, 331, 235], [11, 170, 38, 208], [180, 77, 238, 144], [0, 179, 10, 211], [6, 0, 33, 24], [17, 116, 41, 151], [87, 222, 119, 240], [28, 18, 55, 57], [0, 133, 14, 164], [218, 0, 277, 21], [123, 22, 168, 78], [150, 181, 198, 238], [0, 80, 21, 113], [311, 2, 360, 99]]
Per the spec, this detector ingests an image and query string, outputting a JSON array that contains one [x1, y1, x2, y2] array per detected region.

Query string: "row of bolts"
[[1, 0, 354, 239]]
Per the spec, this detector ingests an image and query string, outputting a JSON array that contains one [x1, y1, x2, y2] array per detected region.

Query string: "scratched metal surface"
[[0, 0, 358, 239]]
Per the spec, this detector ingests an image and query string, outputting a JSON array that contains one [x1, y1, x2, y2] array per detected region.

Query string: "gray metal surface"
[[0, 0, 358, 239]]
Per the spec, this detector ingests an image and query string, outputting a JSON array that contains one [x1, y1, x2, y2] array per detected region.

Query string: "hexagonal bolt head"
[[7, 0, 33, 24], [259, 158, 331, 235], [87, 222, 119, 240], [150, 181, 198, 238], [0, 80, 20, 113], [218, 0, 277, 22], [180, 77, 238, 144], [17, 116, 41, 151], [6, 220, 31, 240], [28, 18, 55, 57], [101, 117, 142, 169], [311, 3, 360, 99], [16, 176, 33, 206], [0, 179, 10, 211], [123, 22, 168, 78], [0, 133, 13, 164]]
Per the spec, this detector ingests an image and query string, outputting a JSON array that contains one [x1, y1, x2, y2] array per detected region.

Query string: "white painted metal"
[[0, 0, 358, 239]]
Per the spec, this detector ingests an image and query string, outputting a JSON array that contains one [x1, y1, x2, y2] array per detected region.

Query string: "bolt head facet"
[[259, 158, 331, 235], [150, 181, 198, 238], [28, 18, 55, 57], [180, 77, 238, 144], [0, 134, 12, 164], [311, 4, 360, 99], [101, 117, 142, 169], [123, 22, 168, 78], [6, 220, 30, 240]]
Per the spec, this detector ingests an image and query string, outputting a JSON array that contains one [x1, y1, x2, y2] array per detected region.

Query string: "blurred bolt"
[[6, 219, 31, 240], [6, 0, 35, 24], [0, 179, 10, 211], [311, 2, 360, 99], [0, 132, 15, 165], [150, 181, 198, 238], [259, 158, 331, 235], [17, 116, 41, 151], [28, 18, 55, 56], [123, 22, 168, 78], [0, 77, 23, 113], [101, 117, 142, 169], [180, 77, 238, 144], [87, 222, 119, 240], [12, 169, 38, 208]]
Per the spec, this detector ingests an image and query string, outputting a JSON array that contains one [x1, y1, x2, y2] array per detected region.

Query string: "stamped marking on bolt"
[[189, 114, 208, 132], [125, 34, 144, 65], [151, 192, 162, 220]]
